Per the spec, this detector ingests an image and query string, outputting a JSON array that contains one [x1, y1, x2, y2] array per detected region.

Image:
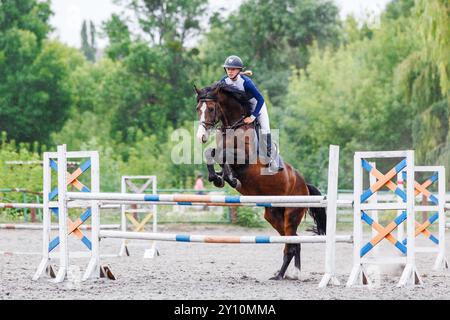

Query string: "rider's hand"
[[244, 117, 255, 124]]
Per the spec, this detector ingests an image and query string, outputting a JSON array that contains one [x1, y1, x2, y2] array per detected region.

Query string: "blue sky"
[[49, 0, 392, 48]]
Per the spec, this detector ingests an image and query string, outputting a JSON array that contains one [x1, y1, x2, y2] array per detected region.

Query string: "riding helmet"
[[223, 55, 244, 69]]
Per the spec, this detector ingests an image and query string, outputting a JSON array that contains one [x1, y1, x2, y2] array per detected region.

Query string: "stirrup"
[[266, 158, 278, 170], [267, 158, 283, 172]]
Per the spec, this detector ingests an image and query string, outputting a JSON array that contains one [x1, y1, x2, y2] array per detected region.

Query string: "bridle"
[[198, 98, 220, 131], [197, 95, 248, 133]]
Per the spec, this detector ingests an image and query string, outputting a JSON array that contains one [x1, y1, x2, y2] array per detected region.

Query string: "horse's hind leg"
[[285, 243, 301, 280], [270, 243, 297, 280], [264, 207, 292, 280], [270, 207, 306, 280]]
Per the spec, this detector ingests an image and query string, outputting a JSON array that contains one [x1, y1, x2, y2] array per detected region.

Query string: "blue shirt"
[[220, 74, 265, 118]]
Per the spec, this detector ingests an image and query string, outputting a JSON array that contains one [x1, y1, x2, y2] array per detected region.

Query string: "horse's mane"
[[199, 82, 253, 116]]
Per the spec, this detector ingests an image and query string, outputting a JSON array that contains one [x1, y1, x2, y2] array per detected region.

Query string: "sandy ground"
[[1, 224, 449, 300]]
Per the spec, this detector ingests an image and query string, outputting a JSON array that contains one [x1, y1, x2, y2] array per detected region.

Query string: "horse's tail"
[[306, 184, 327, 235]]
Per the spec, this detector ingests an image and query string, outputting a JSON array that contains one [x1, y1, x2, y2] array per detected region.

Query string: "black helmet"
[[223, 55, 244, 69]]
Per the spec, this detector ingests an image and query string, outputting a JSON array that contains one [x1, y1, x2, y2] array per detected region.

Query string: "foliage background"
[[0, 0, 449, 202]]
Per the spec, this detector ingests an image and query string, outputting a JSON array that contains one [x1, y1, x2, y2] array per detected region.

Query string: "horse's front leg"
[[204, 147, 224, 188], [222, 163, 240, 189], [218, 147, 240, 189]]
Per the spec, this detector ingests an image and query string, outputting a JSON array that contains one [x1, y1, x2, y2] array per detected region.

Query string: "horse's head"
[[194, 82, 253, 144], [194, 84, 221, 143]]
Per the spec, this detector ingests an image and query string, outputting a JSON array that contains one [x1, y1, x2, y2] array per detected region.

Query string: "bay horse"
[[194, 81, 327, 280]]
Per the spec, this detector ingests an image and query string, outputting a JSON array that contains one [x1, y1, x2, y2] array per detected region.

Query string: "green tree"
[[415, 0, 449, 95], [395, 0, 449, 168], [102, 14, 131, 60], [281, 7, 421, 188], [0, 1, 84, 145], [81, 20, 97, 62], [0, 0, 52, 45], [119, 0, 208, 46], [198, 0, 342, 107], [102, 0, 209, 140]]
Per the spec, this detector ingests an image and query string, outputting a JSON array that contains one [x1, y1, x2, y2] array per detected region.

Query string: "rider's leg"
[[256, 103, 271, 156], [257, 105, 283, 171]]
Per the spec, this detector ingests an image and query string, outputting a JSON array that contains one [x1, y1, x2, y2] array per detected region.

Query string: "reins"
[[198, 98, 248, 133]]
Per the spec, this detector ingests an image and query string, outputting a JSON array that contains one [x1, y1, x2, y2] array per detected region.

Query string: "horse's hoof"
[[229, 178, 238, 188], [213, 177, 224, 188], [269, 275, 283, 281]]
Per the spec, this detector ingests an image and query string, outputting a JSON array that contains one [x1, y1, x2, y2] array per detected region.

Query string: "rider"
[[220, 55, 283, 171]]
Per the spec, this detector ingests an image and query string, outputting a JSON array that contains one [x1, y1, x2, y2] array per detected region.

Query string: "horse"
[[194, 81, 327, 280]]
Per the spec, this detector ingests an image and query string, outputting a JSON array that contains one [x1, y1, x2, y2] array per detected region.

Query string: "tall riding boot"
[[261, 133, 278, 171], [263, 133, 283, 171]]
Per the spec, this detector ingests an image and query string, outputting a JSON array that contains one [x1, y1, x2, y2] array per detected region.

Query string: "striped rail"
[[96, 199, 353, 208], [68, 192, 327, 204], [0, 223, 120, 230], [99, 230, 353, 244], [0, 203, 43, 209]]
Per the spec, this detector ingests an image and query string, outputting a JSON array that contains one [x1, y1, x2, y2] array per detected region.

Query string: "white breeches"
[[254, 103, 270, 134]]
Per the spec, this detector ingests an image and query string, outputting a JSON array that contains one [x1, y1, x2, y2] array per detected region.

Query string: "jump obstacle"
[[0, 151, 126, 257], [353, 162, 449, 271], [119, 175, 158, 258], [399, 167, 448, 270], [21, 144, 450, 287], [347, 152, 448, 287], [31, 150, 117, 280], [0, 200, 120, 256], [31, 144, 351, 288], [2, 179, 231, 257]]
